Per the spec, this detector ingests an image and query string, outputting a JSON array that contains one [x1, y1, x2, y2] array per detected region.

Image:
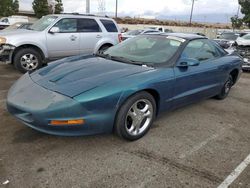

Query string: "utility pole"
[[115, 0, 118, 18], [237, 4, 240, 18], [189, 0, 195, 26], [86, 0, 90, 13]]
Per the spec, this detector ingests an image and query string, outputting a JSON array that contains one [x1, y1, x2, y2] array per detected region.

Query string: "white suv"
[[0, 14, 122, 73]]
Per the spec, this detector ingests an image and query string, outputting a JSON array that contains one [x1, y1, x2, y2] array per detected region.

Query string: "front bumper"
[[6, 73, 109, 136], [0, 44, 15, 64], [242, 60, 250, 71]]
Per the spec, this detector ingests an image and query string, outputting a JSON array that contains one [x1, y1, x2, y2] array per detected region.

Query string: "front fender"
[[14, 42, 48, 58]]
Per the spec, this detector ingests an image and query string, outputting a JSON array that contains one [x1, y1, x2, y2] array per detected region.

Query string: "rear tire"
[[115, 92, 156, 141], [215, 75, 233, 100], [98, 44, 112, 54], [13, 48, 43, 73]]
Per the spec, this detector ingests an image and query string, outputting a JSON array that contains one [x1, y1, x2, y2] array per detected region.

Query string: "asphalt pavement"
[[0, 64, 249, 188]]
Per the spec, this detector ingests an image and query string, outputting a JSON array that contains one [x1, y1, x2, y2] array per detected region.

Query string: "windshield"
[[242, 34, 250, 40], [103, 36, 182, 65], [30, 16, 57, 31], [219, 33, 238, 40], [0, 18, 8, 23]]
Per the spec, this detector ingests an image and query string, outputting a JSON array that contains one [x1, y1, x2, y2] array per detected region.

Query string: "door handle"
[[96, 35, 102, 39], [70, 35, 77, 41]]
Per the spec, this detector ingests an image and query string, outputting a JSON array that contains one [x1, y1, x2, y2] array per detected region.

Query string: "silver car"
[[0, 14, 121, 73]]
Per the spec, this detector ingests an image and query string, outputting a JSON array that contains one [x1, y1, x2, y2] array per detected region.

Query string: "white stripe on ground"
[[179, 133, 220, 159], [217, 154, 250, 188], [179, 126, 231, 159]]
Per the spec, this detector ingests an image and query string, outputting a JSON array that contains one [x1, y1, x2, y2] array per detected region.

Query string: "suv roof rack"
[[62, 13, 109, 18]]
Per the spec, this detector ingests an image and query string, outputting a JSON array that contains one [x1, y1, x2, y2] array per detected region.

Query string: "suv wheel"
[[14, 48, 43, 73]]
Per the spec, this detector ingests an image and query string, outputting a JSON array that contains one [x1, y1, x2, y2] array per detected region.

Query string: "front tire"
[[115, 92, 156, 141], [215, 75, 233, 100], [13, 48, 43, 73]]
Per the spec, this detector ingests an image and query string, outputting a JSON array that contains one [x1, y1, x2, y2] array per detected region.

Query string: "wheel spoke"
[[140, 104, 149, 113], [143, 110, 151, 117], [128, 110, 136, 120]]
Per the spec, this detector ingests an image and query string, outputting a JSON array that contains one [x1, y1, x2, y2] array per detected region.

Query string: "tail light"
[[118, 34, 122, 43]]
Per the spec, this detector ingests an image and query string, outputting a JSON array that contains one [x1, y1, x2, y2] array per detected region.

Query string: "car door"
[[46, 18, 80, 58], [77, 18, 103, 55], [172, 39, 226, 109]]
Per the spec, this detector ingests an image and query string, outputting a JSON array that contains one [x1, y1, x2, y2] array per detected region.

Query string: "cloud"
[[19, 0, 239, 22]]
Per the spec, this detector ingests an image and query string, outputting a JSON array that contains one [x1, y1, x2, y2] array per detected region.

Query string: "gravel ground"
[[0, 64, 249, 188]]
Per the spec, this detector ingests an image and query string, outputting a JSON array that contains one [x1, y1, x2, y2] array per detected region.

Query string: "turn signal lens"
[[50, 119, 85, 126], [0, 37, 6, 44]]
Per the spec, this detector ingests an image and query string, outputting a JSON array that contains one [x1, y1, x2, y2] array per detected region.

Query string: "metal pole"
[[86, 0, 90, 13], [115, 0, 118, 18], [237, 5, 240, 18], [189, 0, 195, 26]]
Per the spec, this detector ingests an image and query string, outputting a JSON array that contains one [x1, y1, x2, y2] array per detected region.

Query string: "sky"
[[19, 0, 240, 23]]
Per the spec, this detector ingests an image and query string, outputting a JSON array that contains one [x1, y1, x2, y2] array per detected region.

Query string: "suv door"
[[172, 39, 226, 109], [46, 18, 80, 58], [77, 18, 102, 54]]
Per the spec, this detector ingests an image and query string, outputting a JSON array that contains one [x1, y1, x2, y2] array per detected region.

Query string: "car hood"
[[30, 55, 153, 98], [236, 37, 250, 46], [0, 29, 38, 37]]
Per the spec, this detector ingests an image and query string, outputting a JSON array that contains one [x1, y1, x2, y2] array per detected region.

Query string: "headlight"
[[0, 37, 6, 44]]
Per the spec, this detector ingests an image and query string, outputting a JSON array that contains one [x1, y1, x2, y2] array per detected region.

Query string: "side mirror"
[[177, 58, 200, 68], [49, 27, 60, 34]]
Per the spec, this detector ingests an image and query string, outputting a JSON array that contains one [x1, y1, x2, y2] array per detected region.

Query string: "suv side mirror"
[[49, 27, 60, 34], [177, 58, 200, 67]]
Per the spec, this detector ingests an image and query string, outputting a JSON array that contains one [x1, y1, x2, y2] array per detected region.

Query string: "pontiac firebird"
[[7, 33, 242, 141]]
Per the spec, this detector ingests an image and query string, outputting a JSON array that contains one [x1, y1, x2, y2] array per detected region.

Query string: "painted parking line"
[[217, 153, 250, 188]]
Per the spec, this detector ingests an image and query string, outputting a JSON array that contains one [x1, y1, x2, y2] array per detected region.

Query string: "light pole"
[[86, 0, 90, 13], [189, 0, 195, 26], [115, 0, 118, 18]]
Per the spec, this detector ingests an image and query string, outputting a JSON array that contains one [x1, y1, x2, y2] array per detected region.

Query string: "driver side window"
[[54, 18, 77, 33], [182, 39, 219, 62]]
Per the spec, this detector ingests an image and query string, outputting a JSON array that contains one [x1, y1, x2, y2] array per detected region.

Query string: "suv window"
[[54, 18, 77, 33], [77, 18, 101, 32], [182, 39, 220, 62], [100, 19, 118, 32], [1, 18, 9, 23]]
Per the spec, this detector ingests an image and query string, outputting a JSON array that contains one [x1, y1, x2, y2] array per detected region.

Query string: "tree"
[[32, 0, 49, 18], [231, 15, 243, 29], [0, 0, 19, 17], [12, 0, 19, 14], [54, 0, 63, 14], [239, 0, 250, 28]]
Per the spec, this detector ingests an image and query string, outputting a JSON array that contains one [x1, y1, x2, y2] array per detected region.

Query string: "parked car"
[[235, 34, 250, 71], [0, 16, 29, 30], [7, 33, 242, 141], [214, 32, 239, 49], [236, 33, 250, 46], [121, 29, 162, 40], [145, 26, 165, 32], [2, 22, 33, 31], [0, 14, 121, 73]]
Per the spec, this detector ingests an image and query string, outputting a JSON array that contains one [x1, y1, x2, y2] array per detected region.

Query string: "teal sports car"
[[7, 33, 242, 141]]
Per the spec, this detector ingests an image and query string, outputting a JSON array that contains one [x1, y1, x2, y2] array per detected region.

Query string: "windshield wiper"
[[95, 53, 149, 67], [110, 55, 145, 66]]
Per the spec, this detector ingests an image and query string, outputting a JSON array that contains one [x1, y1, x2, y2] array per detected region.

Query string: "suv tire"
[[14, 48, 43, 73]]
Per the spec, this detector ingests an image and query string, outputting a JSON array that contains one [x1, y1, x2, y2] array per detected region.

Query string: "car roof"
[[145, 32, 207, 40], [49, 13, 113, 20]]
